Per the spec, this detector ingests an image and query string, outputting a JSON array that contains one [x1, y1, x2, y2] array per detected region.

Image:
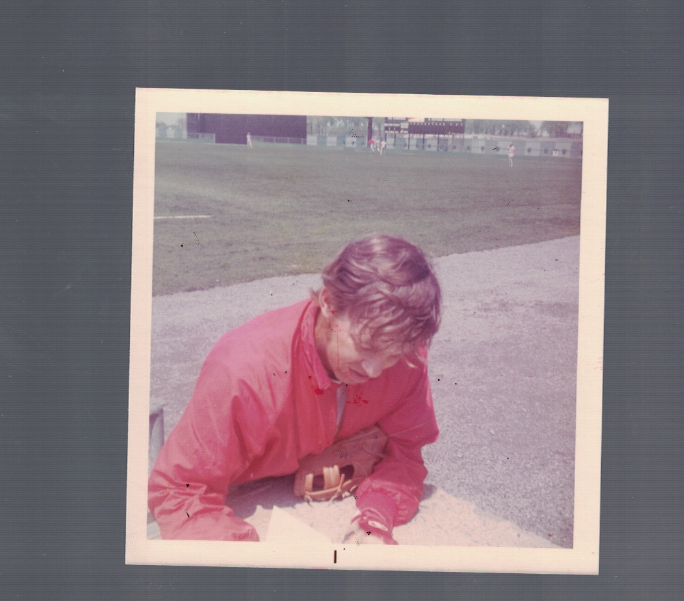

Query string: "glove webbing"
[[302, 449, 385, 503]]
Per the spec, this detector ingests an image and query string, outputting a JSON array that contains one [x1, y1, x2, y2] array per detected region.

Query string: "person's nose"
[[361, 358, 384, 379]]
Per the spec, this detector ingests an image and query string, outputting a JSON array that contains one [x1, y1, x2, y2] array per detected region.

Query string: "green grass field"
[[153, 141, 582, 296]]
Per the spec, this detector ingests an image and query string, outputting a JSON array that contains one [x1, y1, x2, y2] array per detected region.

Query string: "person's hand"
[[342, 509, 398, 545], [343, 521, 386, 545]]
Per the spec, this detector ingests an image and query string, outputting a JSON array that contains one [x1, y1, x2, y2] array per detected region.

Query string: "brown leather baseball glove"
[[294, 425, 389, 502]]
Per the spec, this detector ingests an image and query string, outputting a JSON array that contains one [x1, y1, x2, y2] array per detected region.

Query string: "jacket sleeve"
[[354, 356, 439, 528], [148, 355, 270, 541]]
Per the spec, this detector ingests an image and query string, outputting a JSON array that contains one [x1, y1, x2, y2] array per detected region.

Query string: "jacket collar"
[[300, 300, 335, 392]]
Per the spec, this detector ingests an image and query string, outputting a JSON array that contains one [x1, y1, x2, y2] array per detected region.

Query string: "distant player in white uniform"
[[246, 132, 253, 149], [508, 142, 515, 167], [380, 139, 386, 155]]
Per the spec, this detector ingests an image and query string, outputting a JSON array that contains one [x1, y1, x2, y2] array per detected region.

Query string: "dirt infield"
[[148, 235, 579, 548]]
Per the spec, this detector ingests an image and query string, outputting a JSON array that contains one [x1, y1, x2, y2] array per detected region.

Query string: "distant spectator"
[[508, 143, 515, 167]]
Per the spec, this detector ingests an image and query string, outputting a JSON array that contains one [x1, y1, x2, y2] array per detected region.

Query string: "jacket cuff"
[[356, 492, 398, 529]]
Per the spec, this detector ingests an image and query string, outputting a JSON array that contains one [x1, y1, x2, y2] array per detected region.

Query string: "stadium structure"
[[307, 117, 581, 158], [184, 114, 307, 145], [156, 114, 582, 158]]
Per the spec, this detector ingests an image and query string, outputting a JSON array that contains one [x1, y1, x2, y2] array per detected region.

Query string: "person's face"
[[315, 290, 404, 385]]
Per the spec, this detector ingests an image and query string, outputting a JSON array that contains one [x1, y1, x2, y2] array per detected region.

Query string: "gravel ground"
[[149, 235, 579, 548]]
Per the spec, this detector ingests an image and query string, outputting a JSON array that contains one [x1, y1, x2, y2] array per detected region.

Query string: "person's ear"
[[319, 288, 336, 320]]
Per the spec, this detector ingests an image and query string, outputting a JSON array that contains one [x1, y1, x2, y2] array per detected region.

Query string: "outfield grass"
[[153, 141, 582, 296]]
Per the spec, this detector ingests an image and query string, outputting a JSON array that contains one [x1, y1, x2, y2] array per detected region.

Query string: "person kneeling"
[[148, 234, 442, 544]]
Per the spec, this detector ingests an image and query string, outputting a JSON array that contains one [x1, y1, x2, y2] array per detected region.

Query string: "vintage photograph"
[[127, 90, 607, 573]]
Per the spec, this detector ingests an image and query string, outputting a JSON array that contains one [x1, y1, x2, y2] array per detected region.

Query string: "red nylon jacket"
[[148, 299, 439, 540]]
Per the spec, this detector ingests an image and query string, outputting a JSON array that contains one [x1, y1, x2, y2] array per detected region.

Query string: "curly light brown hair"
[[312, 234, 442, 362]]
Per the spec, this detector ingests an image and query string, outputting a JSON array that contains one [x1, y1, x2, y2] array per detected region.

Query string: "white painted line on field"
[[154, 215, 212, 220]]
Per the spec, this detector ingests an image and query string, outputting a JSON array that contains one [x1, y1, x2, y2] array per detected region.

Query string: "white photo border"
[[127, 89, 607, 573]]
